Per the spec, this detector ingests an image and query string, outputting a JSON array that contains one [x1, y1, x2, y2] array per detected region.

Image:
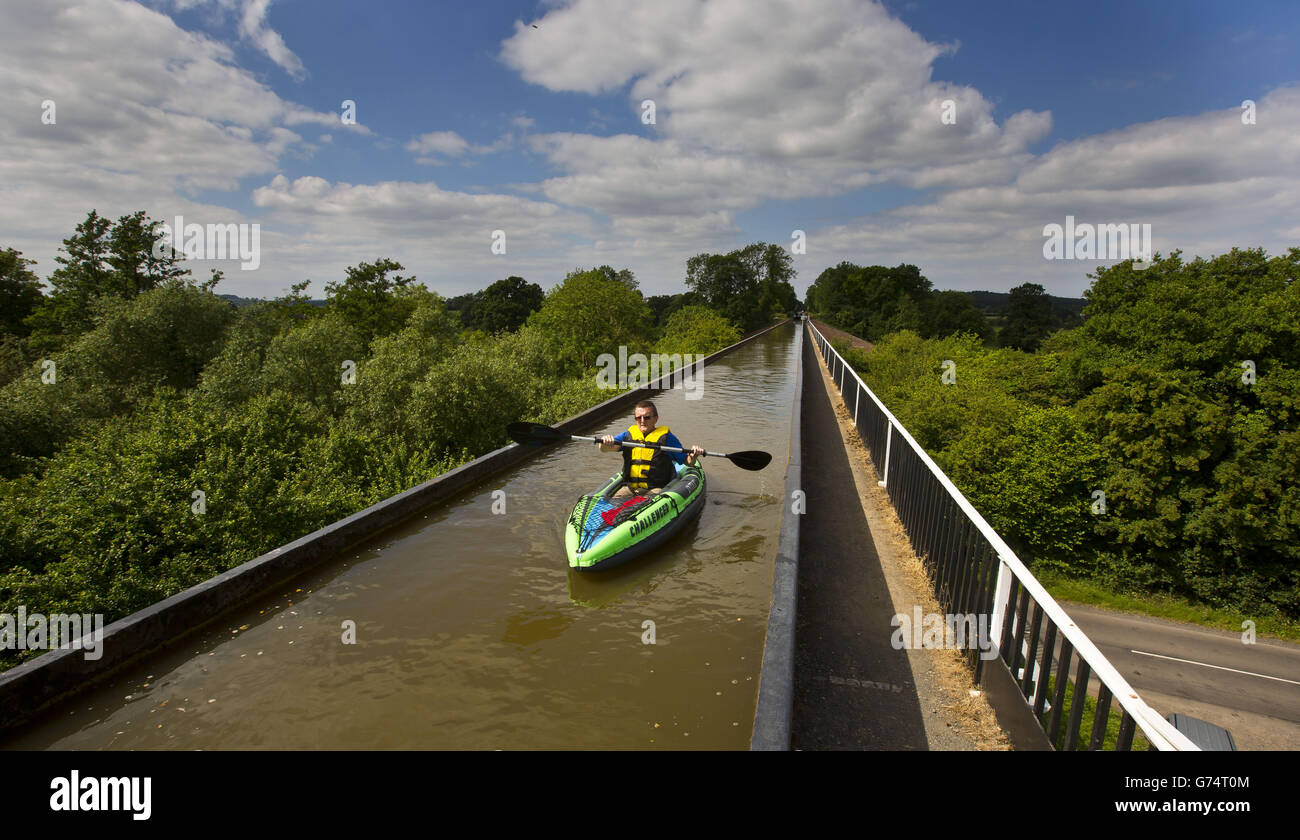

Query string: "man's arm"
[[660, 432, 688, 465]]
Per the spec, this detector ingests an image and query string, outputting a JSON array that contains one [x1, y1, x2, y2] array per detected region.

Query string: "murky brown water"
[[8, 324, 799, 749]]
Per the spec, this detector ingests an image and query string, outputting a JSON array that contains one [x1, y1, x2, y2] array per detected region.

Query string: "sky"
[[3, 0, 1298, 301]]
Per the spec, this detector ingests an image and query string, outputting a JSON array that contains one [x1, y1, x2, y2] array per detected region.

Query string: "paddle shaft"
[[569, 433, 726, 459], [505, 421, 770, 470]]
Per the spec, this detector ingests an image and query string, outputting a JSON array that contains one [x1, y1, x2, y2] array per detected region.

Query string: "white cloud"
[[807, 86, 1300, 296], [497, 0, 1058, 272], [502, 0, 1049, 177], [0, 0, 372, 295], [405, 131, 472, 165], [500, 0, 1299, 296], [238, 0, 306, 80], [244, 174, 607, 296], [6, 0, 1297, 302], [152, 0, 307, 80]]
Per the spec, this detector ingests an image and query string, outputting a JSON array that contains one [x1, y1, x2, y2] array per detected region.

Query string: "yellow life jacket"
[[625, 424, 671, 491]]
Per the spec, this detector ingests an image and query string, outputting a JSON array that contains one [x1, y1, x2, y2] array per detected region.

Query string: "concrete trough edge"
[[750, 320, 804, 750], [0, 319, 792, 739]]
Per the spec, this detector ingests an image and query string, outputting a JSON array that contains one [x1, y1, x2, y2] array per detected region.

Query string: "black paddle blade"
[[506, 421, 569, 446], [727, 450, 772, 471]]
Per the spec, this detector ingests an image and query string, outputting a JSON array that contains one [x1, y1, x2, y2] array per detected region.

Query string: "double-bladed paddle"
[[506, 421, 773, 472]]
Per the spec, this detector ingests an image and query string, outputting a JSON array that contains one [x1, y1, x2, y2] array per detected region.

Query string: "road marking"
[[813, 674, 909, 693], [1130, 650, 1300, 686]]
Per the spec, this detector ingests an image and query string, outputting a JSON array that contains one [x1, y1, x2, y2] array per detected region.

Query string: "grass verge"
[[1037, 570, 1300, 645], [1036, 672, 1153, 751]]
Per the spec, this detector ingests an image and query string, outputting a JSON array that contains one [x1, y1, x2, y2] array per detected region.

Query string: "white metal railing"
[[807, 321, 1198, 751]]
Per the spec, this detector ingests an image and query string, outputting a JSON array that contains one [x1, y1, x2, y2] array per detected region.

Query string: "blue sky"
[[4, 0, 1298, 300]]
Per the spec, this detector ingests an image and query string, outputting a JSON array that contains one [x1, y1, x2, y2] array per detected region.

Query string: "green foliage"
[[591, 264, 638, 291], [0, 334, 28, 390], [999, 283, 1054, 352], [0, 248, 43, 338], [685, 243, 797, 333], [655, 305, 741, 357], [196, 303, 285, 411], [837, 246, 1300, 620], [1071, 249, 1300, 616], [646, 291, 701, 328], [925, 290, 989, 341], [805, 262, 934, 340], [0, 390, 327, 618], [0, 283, 235, 476], [26, 210, 190, 346], [526, 268, 652, 371], [267, 280, 322, 329], [845, 331, 1100, 574], [1, 213, 670, 672], [340, 298, 468, 439], [459, 276, 544, 334], [324, 258, 424, 346], [74, 283, 236, 407], [259, 312, 367, 418], [944, 406, 1103, 573]]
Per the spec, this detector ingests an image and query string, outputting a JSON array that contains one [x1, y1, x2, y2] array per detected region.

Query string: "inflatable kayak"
[[565, 461, 706, 571]]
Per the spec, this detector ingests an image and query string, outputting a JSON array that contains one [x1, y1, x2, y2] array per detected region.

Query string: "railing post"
[[878, 423, 892, 488], [989, 557, 1013, 661]]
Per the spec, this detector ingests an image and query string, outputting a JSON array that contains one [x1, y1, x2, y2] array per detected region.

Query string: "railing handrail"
[[807, 320, 1198, 751]]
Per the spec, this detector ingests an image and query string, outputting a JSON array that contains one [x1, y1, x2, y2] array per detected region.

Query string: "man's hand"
[[599, 434, 618, 452], [686, 445, 705, 466]]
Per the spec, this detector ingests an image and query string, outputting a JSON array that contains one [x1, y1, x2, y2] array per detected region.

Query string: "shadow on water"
[[565, 515, 705, 609]]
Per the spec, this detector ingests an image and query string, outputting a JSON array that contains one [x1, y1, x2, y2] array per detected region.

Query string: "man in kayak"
[[599, 400, 704, 495]]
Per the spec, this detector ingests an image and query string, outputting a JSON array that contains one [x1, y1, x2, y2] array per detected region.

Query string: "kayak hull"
[[565, 462, 706, 571]]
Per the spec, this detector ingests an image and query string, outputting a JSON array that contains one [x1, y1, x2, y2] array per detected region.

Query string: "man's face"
[[634, 408, 657, 432]]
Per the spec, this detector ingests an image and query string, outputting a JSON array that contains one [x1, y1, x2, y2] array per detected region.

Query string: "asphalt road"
[[1062, 602, 1300, 746]]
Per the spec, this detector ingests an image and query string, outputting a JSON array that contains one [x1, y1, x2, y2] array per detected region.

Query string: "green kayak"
[[565, 461, 706, 571]]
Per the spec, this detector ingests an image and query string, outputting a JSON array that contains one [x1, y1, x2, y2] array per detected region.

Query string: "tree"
[[686, 243, 797, 333], [646, 292, 701, 328], [0, 282, 236, 476], [999, 282, 1054, 352], [464, 276, 544, 334], [269, 280, 320, 327], [593, 264, 638, 291], [926, 290, 989, 340], [804, 262, 934, 340], [324, 259, 419, 346], [526, 269, 652, 370], [444, 290, 481, 327], [26, 211, 189, 346], [0, 249, 43, 338], [746, 243, 799, 324], [1069, 248, 1300, 616], [655, 305, 741, 357]]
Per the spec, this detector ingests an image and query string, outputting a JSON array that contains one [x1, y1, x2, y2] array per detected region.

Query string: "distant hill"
[[966, 290, 1086, 323]]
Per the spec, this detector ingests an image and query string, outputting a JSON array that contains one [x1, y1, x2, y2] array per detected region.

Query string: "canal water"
[[8, 323, 800, 749]]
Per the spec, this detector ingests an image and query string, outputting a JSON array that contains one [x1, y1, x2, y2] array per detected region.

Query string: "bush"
[[655, 305, 740, 357]]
